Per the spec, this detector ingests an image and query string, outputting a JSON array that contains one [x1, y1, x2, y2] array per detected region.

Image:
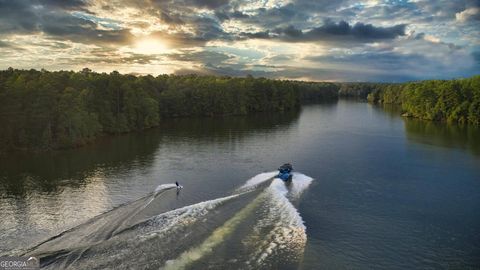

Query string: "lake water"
[[1, 100, 479, 269]]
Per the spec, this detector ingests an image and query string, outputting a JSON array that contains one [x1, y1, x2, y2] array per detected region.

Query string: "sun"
[[134, 38, 168, 54]]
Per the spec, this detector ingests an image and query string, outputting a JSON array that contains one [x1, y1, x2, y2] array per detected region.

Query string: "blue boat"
[[277, 163, 293, 181]]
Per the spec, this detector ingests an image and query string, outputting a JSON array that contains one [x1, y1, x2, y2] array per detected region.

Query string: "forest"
[[366, 75, 480, 125], [0, 68, 337, 151], [0, 68, 478, 152]]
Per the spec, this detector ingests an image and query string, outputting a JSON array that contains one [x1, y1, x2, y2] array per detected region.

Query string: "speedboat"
[[277, 163, 293, 181]]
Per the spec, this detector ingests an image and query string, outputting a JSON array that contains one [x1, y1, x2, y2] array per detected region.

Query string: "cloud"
[[76, 53, 160, 65], [0, 1, 40, 34], [38, 0, 88, 11], [146, 31, 210, 48], [159, 11, 185, 25], [456, 7, 480, 22], [188, 0, 230, 9], [471, 51, 480, 71], [0, 40, 12, 48], [306, 51, 432, 72], [0, 0, 479, 81], [191, 16, 232, 41], [411, 32, 462, 50], [304, 43, 478, 81], [151, 0, 231, 10], [167, 50, 233, 65], [219, 3, 315, 30], [0, 0, 133, 45], [264, 54, 295, 62], [42, 14, 133, 44], [215, 10, 250, 21], [241, 20, 406, 44]]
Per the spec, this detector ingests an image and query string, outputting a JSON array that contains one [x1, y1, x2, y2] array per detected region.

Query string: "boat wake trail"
[[22, 172, 313, 270]]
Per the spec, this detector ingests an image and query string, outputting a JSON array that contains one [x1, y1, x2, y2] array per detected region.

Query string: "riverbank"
[[0, 68, 337, 153], [366, 75, 480, 125], [1, 68, 478, 153]]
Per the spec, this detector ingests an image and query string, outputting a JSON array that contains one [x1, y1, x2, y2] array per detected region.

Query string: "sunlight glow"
[[134, 38, 168, 54]]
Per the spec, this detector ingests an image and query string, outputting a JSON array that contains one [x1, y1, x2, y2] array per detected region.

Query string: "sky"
[[0, 0, 479, 82]]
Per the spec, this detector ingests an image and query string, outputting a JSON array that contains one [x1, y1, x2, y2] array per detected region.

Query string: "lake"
[[1, 100, 479, 269]]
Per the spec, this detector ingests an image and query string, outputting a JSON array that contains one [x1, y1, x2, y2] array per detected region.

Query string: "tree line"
[[366, 75, 480, 125], [1, 68, 477, 152], [0, 68, 338, 152], [338, 83, 386, 99]]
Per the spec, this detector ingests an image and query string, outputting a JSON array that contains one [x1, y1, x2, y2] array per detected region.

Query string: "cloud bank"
[[0, 0, 478, 81]]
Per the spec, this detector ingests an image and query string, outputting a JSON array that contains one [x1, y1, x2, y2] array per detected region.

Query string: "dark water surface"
[[1, 100, 479, 269]]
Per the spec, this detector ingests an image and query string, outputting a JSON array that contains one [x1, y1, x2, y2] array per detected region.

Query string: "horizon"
[[2, 67, 478, 84], [0, 0, 479, 82]]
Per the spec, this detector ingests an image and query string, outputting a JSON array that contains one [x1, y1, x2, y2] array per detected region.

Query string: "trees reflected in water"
[[404, 119, 480, 156], [0, 110, 301, 196]]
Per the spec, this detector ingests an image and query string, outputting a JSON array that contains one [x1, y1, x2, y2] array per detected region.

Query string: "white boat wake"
[[21, 172, 314, 270]]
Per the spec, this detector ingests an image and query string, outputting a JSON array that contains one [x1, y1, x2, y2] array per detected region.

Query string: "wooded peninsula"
[[0, 68, 478, 152]]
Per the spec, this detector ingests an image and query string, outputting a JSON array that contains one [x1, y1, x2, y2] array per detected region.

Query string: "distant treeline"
[[366, 76, 480, 125], [338, 83, 386, 99], [0, 68, 337, 151], [298, 82, 338, 102]]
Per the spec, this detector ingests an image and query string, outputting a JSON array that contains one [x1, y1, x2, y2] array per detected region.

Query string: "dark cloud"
[[336, 0, 428, 24], [146, 14, 232, 48], [146, 0, 233, 46], [41, 12, 133, 44], [228, 3, 311, 29], [151, 0, 230, 10], [192, 16, 231, 41], [472, 51, 480, 66], [0, 40, 12, 48], [0, 0, 132, 44], [189, 0, 230, 9], [256, 4, 298, 23], [214, 10, 249, 21], [242, 31, 270, 39], [306, 52, 429, 71], [230, 10, 250, 19], [160, 11, 185, 25], [38, 0, 88, 11], [0, 1, 40, 34], [167, 51, 233, 65], [292, 0, 350, 13], [241, 20, 406, 43], [0, 0, 403, 48]]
